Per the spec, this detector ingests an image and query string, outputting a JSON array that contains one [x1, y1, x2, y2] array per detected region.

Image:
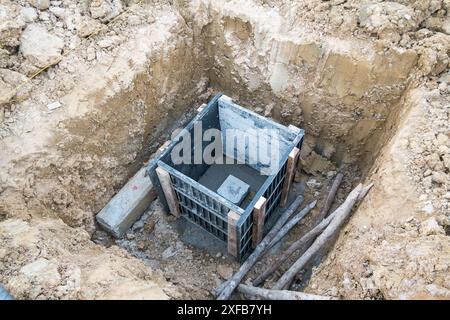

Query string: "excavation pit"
[[1, 0, 447, 300], [148, 94, 304, 260]]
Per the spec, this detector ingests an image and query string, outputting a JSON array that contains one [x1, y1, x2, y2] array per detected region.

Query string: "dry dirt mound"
[[0, 218, 177, 299]]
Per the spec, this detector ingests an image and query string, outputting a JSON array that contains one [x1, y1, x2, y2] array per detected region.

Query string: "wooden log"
[[265, 200, 317, 252], [197, 103, 206, 113], [155, 166, 181, 217], [227, 211, 241, 257], [252, 174, 343, 285], [238, 284, 335, 300], [252, 197, 267, 248], [318, 172, 344, 220], [253, 206, 337, 286], [216, 196, 304, 300], [272, 183, 372, 290], [280, 147, 300, 207]]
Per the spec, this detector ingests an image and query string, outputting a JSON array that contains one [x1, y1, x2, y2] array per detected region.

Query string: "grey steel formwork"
[[147, 93, 304, 261]]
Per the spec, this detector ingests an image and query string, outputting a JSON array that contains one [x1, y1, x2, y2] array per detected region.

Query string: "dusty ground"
[[0, 0, 449, 299]]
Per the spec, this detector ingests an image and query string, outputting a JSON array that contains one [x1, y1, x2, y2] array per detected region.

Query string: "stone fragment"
[[0, 4, 25, 49], [27, 0, 50, 10], [420, 217, 445, 236], [20, 24, 64, 68]]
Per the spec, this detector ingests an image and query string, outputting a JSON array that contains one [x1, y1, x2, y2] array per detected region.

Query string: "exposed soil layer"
[[0, 0, 449, 299]]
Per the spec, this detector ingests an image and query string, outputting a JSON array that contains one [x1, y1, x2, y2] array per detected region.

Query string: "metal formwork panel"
[[148, 94, 305, 261]]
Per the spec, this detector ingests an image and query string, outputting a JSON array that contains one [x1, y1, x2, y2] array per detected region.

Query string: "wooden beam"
[[272, 183, 373, 290], [158, 140, 170, 153], [251, 196, 267, 248], [280, 147, 300, 207], [197, 103, 206, 113], [155, 166, 181, 217], [227, 211, 240, 257]]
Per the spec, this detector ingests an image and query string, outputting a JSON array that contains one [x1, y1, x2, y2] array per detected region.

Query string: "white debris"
[[47, 101, 62, 110], [20, 24, 64, 68], [27, 0, 50, 11], [420, 217, 445, 236]]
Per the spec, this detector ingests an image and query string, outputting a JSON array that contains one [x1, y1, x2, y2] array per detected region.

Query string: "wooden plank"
[[280, 147, 300, 207], [227, 211, 241, 257], [251, 196, 267, 248], [288, 124, 301, 134], [197, 103, 206, 113], [156, 166, 181, 217], [158, 140, 170, 153]]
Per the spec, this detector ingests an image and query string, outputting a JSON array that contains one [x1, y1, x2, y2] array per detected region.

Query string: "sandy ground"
[[0, 0, 449, 299]]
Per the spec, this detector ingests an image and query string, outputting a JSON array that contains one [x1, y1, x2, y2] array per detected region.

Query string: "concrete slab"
[[217, 175, 250, 205], [198, 156, 266, 209], [96, 167, 156, 238]]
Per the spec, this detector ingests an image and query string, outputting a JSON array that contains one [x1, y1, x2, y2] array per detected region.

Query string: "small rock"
[[436, 133, 449, 146], [20, 24, 64, 69], [420, 217, 445, 236], [438, 145, 449, 156], [144, 218, 156, 234], [423, 169, 432, 177], [0, 4, 26, 48], [422, 202, 434, 214], [215, 252, 222, 258], [20, 258, 61, 287], [97, 38, 114, 48], [132, 220, 144, 232], [90, 0, 123, 22], [86, 47, 96, 61], [306, 178, 322, 189], [431, 171, 447, 184], [358, 2, 416, 37], [326, 170, 336, 179], [426, 284, 450, 298], [216, 264, 233, 279], [418, 194, 428, 201], [27, 0, 50, 10], [76, 17, 102, 38], [294, 170, 302, 182], [0, 68, 30, 106], [162, 246, 177, 259], [137, 241, 146, 251], [39, 11, 50, 21], [438, 82, 447, 92], [49, 7, 65, 20], [21, 7, 38, 23]]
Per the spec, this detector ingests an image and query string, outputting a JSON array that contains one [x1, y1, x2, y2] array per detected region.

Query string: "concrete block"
[[217, 175, 250, 205], [96, 167, 157, 238]]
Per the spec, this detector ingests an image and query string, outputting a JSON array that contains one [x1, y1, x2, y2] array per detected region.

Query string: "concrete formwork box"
[[147, 93, 304, 261]]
